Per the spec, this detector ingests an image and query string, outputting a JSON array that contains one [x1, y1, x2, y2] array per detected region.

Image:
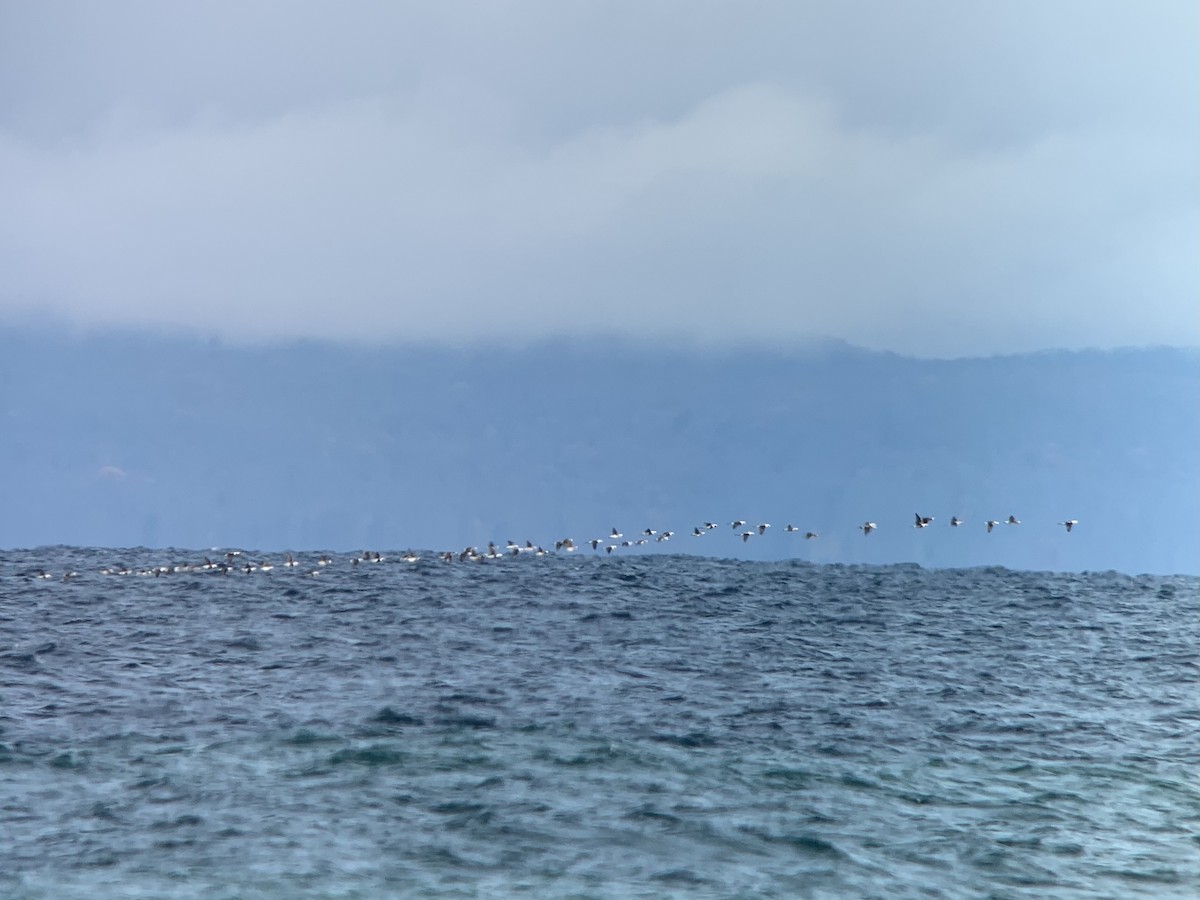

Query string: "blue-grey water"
[[1, 547, 1197, 899]]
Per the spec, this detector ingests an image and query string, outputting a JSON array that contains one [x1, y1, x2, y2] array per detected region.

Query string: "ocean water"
[[1, 548, 1196, 899]]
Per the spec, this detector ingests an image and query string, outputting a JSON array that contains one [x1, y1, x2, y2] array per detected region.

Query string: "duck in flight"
[[914, 514, 934, 528], [950, 516, 963, 527], [986, 520, 1000, 532], [861, 522, 877, 535], [1058, 519, 1078, 532]]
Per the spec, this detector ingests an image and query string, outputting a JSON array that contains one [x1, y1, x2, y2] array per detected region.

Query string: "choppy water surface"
[[1, 548, 1197, 898]]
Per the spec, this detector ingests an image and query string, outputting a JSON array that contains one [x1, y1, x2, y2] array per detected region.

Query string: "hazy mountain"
[[1, 329, 1195, 574]]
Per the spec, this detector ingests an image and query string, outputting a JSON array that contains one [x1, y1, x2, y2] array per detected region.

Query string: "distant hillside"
[[1, 329, 1196, 574]]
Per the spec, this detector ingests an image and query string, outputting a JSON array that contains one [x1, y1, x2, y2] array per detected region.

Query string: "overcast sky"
[[1, 1, 1196, 357]]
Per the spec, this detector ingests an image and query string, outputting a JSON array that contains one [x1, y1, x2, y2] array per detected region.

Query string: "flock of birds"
[[865, 513, 1078, 534], [10, 514, 1079, 582]]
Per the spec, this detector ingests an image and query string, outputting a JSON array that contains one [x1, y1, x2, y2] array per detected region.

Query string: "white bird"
[[986, 520, 1000, 533], [757, 523, 770, 535], [914, 513, 934, 528], [610, 528, 623, 539], [861, 522, 877, 535], [731, 520, 746, 530], [741, 531, 754, 542], [693, 527, 704, 536], [785, 524, 800, 533], [1059, 519, 1078, 532], [950, 516, 963, 527], [1006, 515, 1020, 525]]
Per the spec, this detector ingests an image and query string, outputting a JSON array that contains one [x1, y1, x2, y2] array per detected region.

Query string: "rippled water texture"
[[1, 548, 1197, 898]]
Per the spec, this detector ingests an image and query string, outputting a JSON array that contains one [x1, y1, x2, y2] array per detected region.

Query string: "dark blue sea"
[[1, 547, 1197, 898]]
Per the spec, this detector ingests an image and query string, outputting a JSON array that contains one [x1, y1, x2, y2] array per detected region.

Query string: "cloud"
[[0, 2, 1196, 356]]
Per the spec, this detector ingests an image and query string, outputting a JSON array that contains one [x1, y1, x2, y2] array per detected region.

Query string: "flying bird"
[[986, 520, 1000, 533], [914, 514, 934, 528], [757, 523, 770, 535], [1006, 515, 1020, 525], [731, 520, 746, 530], [805, 532, 819, 540], [861, 522, 877, 535], [1059, 519, 1078, 532], [950, 516, 963, 527]]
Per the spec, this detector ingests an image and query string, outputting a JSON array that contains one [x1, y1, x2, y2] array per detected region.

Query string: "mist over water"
[[2, 547, 1196, 897], [2, 333, 1196, 576]]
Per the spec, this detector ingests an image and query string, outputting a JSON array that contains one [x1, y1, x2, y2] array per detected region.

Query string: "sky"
[[0, 1, 1197, 357]]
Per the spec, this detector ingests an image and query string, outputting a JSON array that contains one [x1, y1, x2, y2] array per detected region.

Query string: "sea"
[[1, 547, 1196, 899]]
